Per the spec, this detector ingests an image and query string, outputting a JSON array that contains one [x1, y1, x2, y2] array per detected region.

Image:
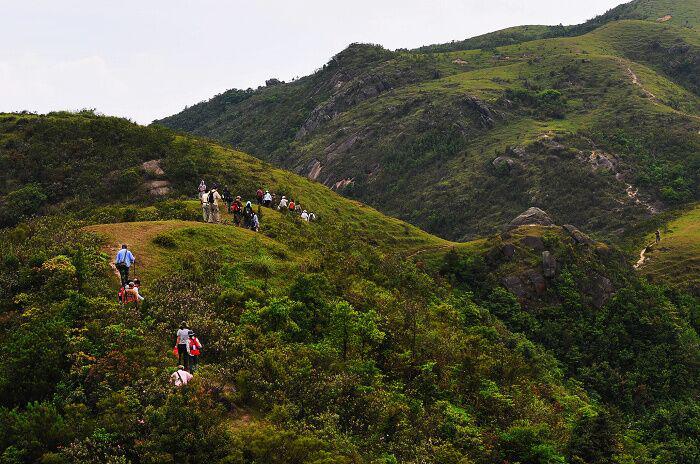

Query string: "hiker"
[[198, 180, 206, 194], [222, 186, 233, 212], [251, 213, 260, 232], [256, 188, 264, 205], [655, 229, 661, 244], [243, 201, 254, 228], [176, 322, 191, 371], [231, 195, 243, 226], [170, 365, 193, 387], [288, 199, 295, 213], [295, 203, 302, 214], [119, 281, 144, 306], [278, 196, 288, 212], [263, 190, 273, 207], [114, 244, 135, 286], [208, 186, 222, 224], [201, 190, 211, 223], [308, 212, 317, 222], [187, 331, 202, 373], [301, 210, 309, 222]]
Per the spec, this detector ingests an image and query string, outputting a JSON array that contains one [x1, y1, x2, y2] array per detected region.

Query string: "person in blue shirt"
[[114, 244, 136, 286]]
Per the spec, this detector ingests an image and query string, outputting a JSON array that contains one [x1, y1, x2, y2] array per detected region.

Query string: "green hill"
[[0, 111, 698, 462], [155, 2, 700, 243]]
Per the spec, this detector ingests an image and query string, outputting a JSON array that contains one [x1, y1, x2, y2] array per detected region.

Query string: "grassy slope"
[[640, 204, 700, 292]]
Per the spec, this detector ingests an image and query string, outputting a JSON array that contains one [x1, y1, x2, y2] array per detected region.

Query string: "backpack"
[[231, 202, 241, 212], [207, 191, 215, 204]]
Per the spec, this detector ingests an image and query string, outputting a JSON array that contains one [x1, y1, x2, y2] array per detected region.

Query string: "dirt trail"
[[619, 58, 700, 128]]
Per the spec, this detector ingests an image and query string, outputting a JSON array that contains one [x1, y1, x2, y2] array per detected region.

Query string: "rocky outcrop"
[[142, 159, 165, 177], [507, 207, 554, 229], [296, 73, 395, 140], [144, 180, 172, 196], [503, 275, 527, 298], [492, 156, 517, 170], [463, 96, 496, 128], [521, 235, 544, 251], [306, 159, 323, 181], [562, 224, 595, 246], [332, 178, 355, 190], [542, 251, 557, 278]]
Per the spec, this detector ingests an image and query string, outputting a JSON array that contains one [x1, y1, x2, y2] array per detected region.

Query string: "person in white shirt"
[[175, 322, 191, 371], [208, 187, 223, 224], [263, 190, 273, 207], [278, 196, 288, 211], [170, 365, 193, 387], [301, 210, 309, 222]]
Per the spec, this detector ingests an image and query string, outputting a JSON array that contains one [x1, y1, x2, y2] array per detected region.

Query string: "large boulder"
[[507, 207, 554, 229], [542, 251, 557, 278]]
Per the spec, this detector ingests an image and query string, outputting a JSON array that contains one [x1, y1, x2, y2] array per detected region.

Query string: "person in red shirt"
[[187, 331, 203, 373], [256, 188, 264, 205]]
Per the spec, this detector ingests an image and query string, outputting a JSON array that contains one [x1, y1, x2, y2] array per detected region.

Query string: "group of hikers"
[[170, 321, 203, 386], [198, 180, 317, 230], [115, 244, 144, 305], [114, 246, 203, 387]]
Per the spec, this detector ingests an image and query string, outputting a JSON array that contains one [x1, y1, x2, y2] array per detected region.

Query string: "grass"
[[639, 203, 700, 292]]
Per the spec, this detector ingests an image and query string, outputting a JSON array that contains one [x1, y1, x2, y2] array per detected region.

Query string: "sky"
[[1, 0, 625, 124]]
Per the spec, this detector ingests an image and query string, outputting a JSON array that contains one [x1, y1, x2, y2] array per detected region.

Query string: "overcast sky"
[[1, 0, 625, 124]]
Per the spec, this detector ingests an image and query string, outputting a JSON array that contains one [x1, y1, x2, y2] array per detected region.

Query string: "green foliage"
[[0, 183, 47, 227]]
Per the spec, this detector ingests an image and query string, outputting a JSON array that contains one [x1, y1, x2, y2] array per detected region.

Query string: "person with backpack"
[[118, 281, 144, 306], [198, 180, 206, 195], [187, 331, 203, 373], [301, 210, 309, 222], [208, 186, 222, 224], [231, 196, 243, 226], [278, 196, 288, 212], [170, 365, 193, 387], [222, 186, 233, 212], [655, 229, 661, 244], [288, 199, 295, 213], [256, 188, 264, 205], [200, 190, 211, 223], [243, 201, 254, 228], [263, 190, 272, 207], [175, 322, 190, 371], [114, 244, 135, 286]]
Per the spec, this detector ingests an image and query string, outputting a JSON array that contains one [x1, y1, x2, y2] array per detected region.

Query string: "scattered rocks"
[[542, 251, 557, 278], [562, 224, 595, 246], [507, 207, 554, 229], [521, 235, 544, 251]]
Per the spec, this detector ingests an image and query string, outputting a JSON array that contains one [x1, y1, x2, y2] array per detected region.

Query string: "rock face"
[[507, 207, 554, 229], [492, 156, 516, 170], [592, 276, 614, 308], [306, 159, 323, 181], [501, 243, 516, 260]]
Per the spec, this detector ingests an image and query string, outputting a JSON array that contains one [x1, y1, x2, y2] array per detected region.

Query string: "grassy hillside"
[[156, 8, 700, 242], [415, 0, 700, 53], [0, 111, 698, 462], [639, 203, 700, 293]]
